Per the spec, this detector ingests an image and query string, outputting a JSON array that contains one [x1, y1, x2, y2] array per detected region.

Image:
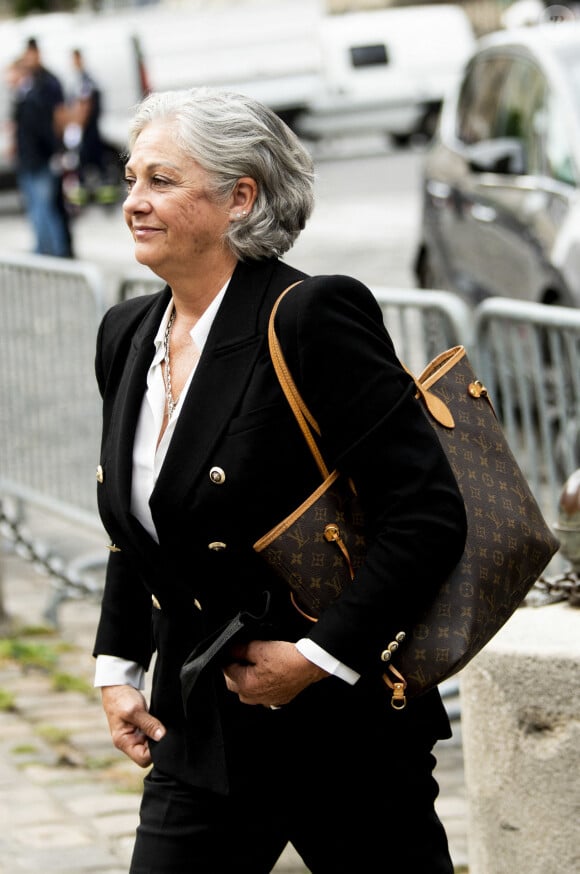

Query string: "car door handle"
[[470, 203, 497, 223]]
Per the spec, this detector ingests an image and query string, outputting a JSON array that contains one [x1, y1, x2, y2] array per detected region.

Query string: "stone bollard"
[[461, 603, 580, 874], [460, 601, 580, 874]]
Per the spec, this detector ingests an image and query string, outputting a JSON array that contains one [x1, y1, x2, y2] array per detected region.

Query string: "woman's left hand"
[[222, 640, 328, 707]]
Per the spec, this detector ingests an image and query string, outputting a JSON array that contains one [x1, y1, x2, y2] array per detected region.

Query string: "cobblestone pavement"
[[0, 517, 468, 874]]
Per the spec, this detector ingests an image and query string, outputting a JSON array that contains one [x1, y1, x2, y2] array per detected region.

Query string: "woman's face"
[[123, 121, 232, 278]]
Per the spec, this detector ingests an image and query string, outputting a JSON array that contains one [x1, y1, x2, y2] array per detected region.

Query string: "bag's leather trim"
[[254, 469, 341, 550], [254, 284, 561, 706], [267, 281, 330, 479]]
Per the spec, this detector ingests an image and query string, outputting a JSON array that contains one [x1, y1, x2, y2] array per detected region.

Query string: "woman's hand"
[[101, 685, 166, 768], [222, 640, 328, 707]]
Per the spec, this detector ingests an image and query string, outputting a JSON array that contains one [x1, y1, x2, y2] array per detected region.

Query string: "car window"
[[455, 44, 579, 185], [539, 88, 578, 186], [499, 52, 579, 187], [492, 56, 545, 175], [456, 55, 511, 145], [557, 44, 580, 118]]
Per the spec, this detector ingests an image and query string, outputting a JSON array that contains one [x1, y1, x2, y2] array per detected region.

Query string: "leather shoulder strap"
[[268, 282, 330, 480]]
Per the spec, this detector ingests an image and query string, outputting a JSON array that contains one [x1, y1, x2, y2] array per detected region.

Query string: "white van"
[[0, 11, 147, 186], [295, 3, 476, 145], [107, 0, 323, 130]]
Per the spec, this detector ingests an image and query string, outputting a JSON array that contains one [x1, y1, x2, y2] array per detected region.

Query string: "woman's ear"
[[229, 177, 258, 221]]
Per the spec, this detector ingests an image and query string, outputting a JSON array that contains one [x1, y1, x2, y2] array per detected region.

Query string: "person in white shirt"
[[93, 86, 466, 874]]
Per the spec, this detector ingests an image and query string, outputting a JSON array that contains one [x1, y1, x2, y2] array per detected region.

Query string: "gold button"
[[209, 466, 226, 484], [208, 541, 227, 551], [96, 464, 104, 483]]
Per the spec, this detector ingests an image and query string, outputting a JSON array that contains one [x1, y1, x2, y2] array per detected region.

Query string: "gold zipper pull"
[[468, 379, 488, 398], [324, 523, 355, 580], [382, 664, 408, 710], [390, 682, 407, 710]]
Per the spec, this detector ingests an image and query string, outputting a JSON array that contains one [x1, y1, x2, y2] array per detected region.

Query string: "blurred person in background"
[[64, 48, 116, 208], [92, 86, 467, 873], [11, 38, 73, 258]]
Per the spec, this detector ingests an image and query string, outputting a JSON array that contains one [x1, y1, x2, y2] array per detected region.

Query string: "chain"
[[528, 570, 580, 608], [3, 496, 579, 619], [163, 306, 178, 419], [0, 498, 104, 622]]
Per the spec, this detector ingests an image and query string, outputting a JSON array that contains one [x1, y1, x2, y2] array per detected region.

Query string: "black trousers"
[[129, 739, 453, 874]]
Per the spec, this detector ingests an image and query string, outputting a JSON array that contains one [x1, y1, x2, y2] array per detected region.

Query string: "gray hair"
[[127, 87, 315, 260]]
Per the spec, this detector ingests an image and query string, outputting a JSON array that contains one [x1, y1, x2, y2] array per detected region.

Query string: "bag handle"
[[268, 282, 330, 480], [269, 283, 458, 450], [269, 282, 411, 705]]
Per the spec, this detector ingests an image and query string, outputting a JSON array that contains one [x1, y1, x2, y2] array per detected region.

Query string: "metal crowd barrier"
[[118, 270, 163, 301], [373, 287, 473, 371], [0, 251, 108, 622], [2, 256, 579, 624], [373, 288, 580, 530], [117, 282, 475, 364], [474, 298, 580, 524]]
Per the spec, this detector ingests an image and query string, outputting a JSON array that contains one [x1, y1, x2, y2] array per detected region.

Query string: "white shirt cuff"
[[295, 638, 360, 685], [94, 655, 146, 690]]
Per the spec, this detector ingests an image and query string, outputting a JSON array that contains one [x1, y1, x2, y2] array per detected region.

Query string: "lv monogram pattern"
[[259, 477, 367, 617], [257, 348, 559, 698], [398, 352, 559, 696]]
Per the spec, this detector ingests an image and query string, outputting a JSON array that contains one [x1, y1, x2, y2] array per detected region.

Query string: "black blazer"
[[94, 257, 467, 794]]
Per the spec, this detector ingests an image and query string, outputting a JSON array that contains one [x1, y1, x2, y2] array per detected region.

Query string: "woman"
[[94, 87, 467, 873]]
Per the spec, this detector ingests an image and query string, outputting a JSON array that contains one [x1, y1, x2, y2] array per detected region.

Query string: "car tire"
[[419, 104, 441, 141], [416, 246, 438, 290]]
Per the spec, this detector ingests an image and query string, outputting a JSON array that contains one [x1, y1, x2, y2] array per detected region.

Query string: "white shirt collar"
[[152, 280, 230, 364]]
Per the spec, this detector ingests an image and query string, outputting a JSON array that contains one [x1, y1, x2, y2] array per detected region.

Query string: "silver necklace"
[[163, 307, 178, 418]]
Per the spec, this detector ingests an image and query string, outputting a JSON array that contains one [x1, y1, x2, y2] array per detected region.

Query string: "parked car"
[[414, 22, 580, 308]]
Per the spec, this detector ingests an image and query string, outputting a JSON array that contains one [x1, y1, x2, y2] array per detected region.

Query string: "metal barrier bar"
[[474, 298, 580, 521], [0, 252, 108, 621], [0, 251, 106, 516], [118, 271, 163, 302], [372, 287, 473, 372], [117, 279, 476, 359]]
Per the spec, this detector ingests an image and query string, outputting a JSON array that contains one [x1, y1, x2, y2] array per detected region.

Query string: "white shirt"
[[94, 285, 359, 689]]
